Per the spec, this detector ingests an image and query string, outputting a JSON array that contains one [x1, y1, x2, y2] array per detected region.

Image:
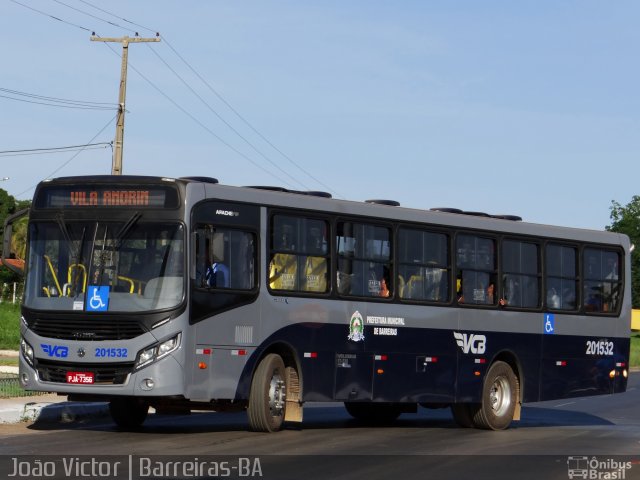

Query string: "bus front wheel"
[[247, 353, 287, 432], [472, 361, 518, 430], [109, 397, 149, 430]]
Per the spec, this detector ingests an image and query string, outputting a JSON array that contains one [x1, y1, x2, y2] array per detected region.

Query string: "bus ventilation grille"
[[29, 318, 147, 341]]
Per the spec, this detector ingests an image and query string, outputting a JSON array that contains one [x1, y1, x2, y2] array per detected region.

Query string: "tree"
[[606, 196, 640, 308], [0, 188, 30, 285]]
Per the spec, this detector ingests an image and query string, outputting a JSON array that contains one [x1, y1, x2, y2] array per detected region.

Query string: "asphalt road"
[[1, 373, 639, 479]]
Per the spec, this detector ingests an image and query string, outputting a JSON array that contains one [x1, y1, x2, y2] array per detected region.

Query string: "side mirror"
[[2, 208, 29, 276]]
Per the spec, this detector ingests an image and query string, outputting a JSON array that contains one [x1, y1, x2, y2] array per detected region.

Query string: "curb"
[[1, 398, 110, 425], [25, 401, 110, 424]]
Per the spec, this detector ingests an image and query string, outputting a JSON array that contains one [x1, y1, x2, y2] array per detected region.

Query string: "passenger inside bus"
[[379, 276, 390, 297], [206, 233, 230, 288], [457, 272, 503, 305]]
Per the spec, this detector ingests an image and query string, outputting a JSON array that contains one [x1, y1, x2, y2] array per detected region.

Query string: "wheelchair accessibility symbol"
[[544, 313, 555, 334], [87, 286, 109, 312]]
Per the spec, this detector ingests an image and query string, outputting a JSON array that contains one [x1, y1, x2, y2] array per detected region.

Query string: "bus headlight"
[[20, 338, 34, 367], [134, 333, 181, 371], [158, 335, 180, 358], [137, 347, 156, 369]]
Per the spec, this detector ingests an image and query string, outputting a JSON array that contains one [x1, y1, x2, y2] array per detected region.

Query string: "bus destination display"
[[36, 185, 179, 209]]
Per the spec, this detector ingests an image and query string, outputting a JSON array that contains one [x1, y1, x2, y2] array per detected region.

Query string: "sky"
[[1, 1, 639, 231]]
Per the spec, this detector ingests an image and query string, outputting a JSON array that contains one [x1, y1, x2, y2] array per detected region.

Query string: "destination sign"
[[70, 190, 150, 206], [36, 185, 179, 209]]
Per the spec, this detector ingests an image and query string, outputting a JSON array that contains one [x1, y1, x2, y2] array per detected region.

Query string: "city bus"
[[2, 175, 631, 432]]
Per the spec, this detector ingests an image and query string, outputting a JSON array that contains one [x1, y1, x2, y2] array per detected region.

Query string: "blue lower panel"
[[372, 353, 456, 403], [252, 323, 629, 405], [540, 335, 629, 400]]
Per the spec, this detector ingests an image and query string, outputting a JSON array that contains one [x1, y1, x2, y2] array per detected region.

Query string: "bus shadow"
[[297, 405, 613, 431], [27, 403, 613, 434]]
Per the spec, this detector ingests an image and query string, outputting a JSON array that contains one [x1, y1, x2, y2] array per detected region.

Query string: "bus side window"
[[545, 244, 577, 311], [337, 222, 391, 298], [302, 256, 327, 292], [583, 248, 621, 313], [195, 227, 255, 291], [456, 234, 496, 305], [269, 253, 298, 290], [269, 220, 298, 291], [300, 224, 328, 292]]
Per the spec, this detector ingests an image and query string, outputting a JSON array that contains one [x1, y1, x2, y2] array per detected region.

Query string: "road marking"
[[554, 401, 576, 408]]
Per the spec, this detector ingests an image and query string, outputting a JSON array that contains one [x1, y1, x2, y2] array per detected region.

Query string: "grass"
[[0, 302, 20, 350], [631, 332, 640, 369]]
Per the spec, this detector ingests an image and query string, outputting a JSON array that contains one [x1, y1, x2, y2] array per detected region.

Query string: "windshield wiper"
[[69, 226, 87, 297], [55, 215, 74, 256], [114, 212, 141, 250], [55, 215, 88, 297], [90, 213, 141, 287]]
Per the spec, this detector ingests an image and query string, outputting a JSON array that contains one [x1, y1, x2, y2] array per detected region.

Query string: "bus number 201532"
[[95, 348, 128, 358], [585, 340, 614, 356]]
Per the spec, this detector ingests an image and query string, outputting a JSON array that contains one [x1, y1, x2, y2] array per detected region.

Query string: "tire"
[[450, 403, 476, 428], [344, 402, 402, 423], [109, 397, 149, 429], [247, 354, 287, 432], [472, 361, 519, 430]]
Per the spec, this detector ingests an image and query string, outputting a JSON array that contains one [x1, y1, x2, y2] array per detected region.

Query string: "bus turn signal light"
[[198, 362, 207, 369]]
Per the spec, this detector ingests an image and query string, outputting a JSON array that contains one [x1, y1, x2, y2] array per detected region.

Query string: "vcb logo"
[[41, 344, 69, 358], [453, 332, 486, 354]]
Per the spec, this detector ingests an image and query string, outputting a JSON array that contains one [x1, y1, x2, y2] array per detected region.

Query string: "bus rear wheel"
[[109, 397, 149, 430], [472, 361, 518, 430], [248, 353, 287, 432]]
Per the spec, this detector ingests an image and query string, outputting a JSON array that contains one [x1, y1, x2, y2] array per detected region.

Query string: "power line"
[[145, 43, 314, 191], [0, 87, 116, 107], [100, 42, 298, 189], [51, 0, 122, 29], [31, 0, 299, 187], [0, 146, 109, 158], [14, 0, 340, 195], [43, 115, 115, 178], [47, 0, 312, 189], [0, 142, 112, 157], [162, 38, 343, 198], [0, 94, 117, 111], [63, 0, 341, 196], [15, 115, 117, 198], [76, 0, 157, 34], [9, 0, 92, 32]]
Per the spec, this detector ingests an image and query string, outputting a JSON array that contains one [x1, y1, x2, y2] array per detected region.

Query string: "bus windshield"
[[24, 219, 185, 312]]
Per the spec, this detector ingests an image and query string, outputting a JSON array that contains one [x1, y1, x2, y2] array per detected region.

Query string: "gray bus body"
[[7, 175, 631, 431]]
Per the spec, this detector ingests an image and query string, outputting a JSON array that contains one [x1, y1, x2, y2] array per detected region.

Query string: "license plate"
[[66, 372, 94, 384]]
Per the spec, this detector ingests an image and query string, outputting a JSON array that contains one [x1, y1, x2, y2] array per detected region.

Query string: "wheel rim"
[[490, 375, 512, 417], [268, 372, 286, 417]]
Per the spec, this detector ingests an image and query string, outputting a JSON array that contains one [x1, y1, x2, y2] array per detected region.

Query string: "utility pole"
[[91, 34, 160, 175]]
